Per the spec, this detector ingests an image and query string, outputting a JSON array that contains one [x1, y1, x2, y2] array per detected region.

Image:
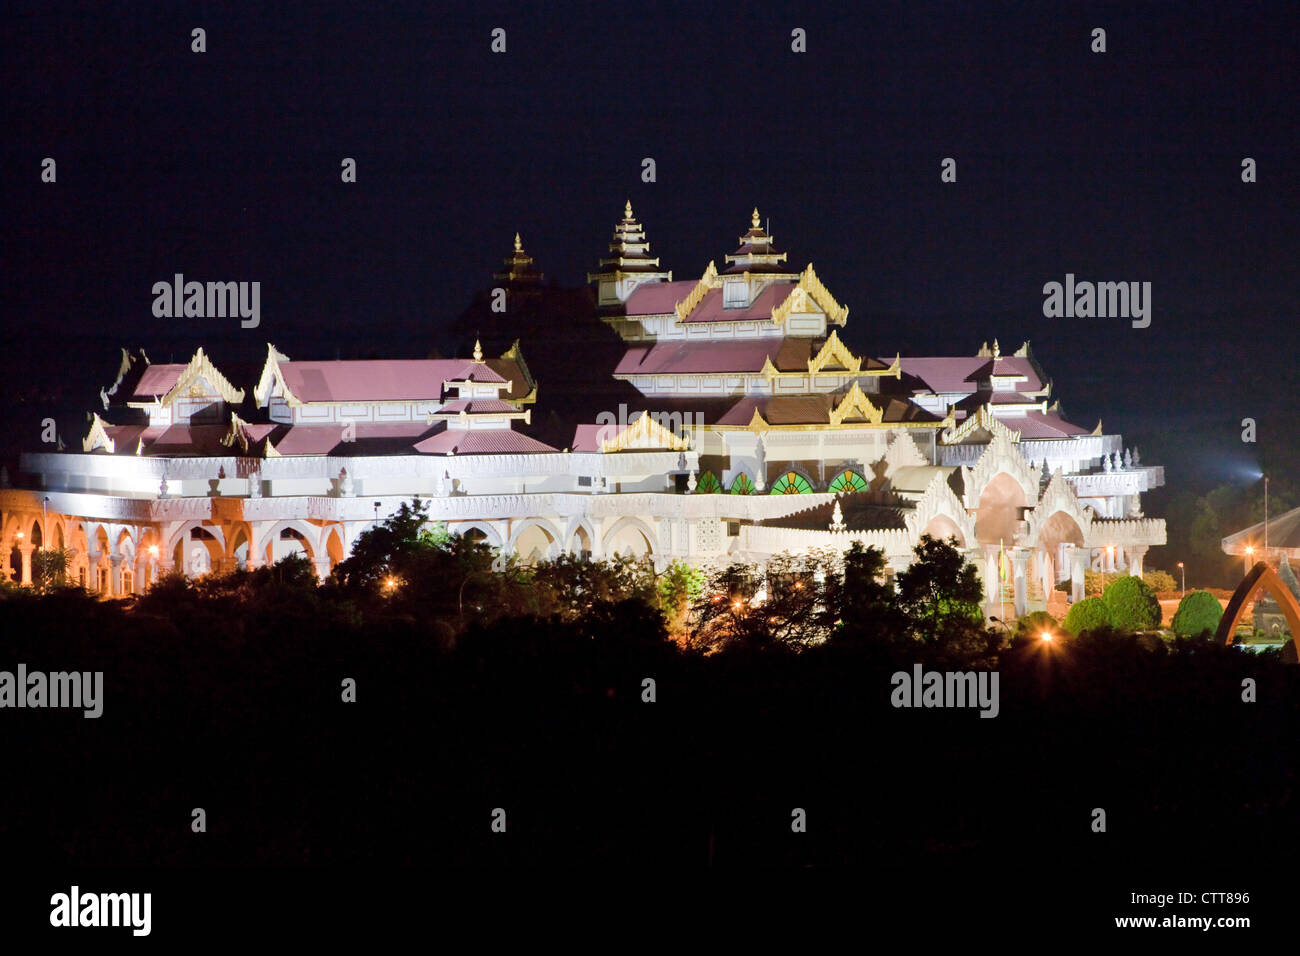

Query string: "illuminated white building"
[[1, 205, 1165, 617]]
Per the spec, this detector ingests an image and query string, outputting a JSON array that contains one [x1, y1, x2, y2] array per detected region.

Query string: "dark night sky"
[[3, 1, 1298, 487]]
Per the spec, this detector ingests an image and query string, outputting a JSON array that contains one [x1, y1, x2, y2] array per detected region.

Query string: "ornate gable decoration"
[[905, 470, 977, 545], [161, 347, 245, 408], [807, 329, 862, 374], [220, 412, 258, 455], [942, 404, 1021, 445], [747, 406, 769, 432], [601, 412, 690, 453], [1023, 468, 1093, 544], [771, 264, 849, 327], [961, 431, 1043, 509], [499, 339, 538, 405], [828, 381, 883, 426], [254, 343, 295, 407], [83, 412, 116, 453], [882, 429, 929, 476], [674, 261, 721, 321]]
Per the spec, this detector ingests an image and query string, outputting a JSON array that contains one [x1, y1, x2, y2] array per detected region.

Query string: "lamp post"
[[1245, 545, 1254, 576], [1258, 476, 1268, 564], [1177, 561, 1185, 597]]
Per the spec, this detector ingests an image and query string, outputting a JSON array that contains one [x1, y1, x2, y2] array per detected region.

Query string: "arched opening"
[[770, 471, 814, 495], [514, 524, 555, 566], [53, 524, 64, 550], [571, 525, 592, 560], [975, 472, 1028, 546], [230, 527, 251, 570], [30, 522, 43, 549], [828, 469, 868, 494], [604, 521, 654, 560], [325, 528, 345, 570], [1217, 562, 1300, 656], [922, 514, 965, 547], [183, 526, 222, 576], [273, 527, 314, 564]]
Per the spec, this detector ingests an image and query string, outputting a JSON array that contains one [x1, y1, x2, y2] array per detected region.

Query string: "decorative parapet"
[[739, 524, 915, 559], [1086, 518, 1167, 547]]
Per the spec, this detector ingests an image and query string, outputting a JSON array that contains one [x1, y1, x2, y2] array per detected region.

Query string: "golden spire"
[[751, 207, 761, 228], [472, 339, 483, 363], [992, 338, 1000, 359], [625, 199, 634, 219], [513, 232, 522, 252]]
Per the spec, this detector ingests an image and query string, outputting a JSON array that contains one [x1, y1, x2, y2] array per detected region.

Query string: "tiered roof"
[[493, 233, 544, 284]]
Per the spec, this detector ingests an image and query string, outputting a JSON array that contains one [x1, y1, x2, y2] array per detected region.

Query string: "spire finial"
[[625, 199, 633, 219], [513, 232, 522, 252], [751, 207, 761, 228], [473, 338, 483, 362], [992, 338, 1000, 358]]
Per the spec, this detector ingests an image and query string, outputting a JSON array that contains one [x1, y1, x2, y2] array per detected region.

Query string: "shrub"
[[1084, 569, 1121, 596], [1063, 597, 1113, 635], [1143, 569, 1178, 594], [1171, 590, 1224, 639], [1015, 610, 1058, 640], [1102, 575, 1162, 631]]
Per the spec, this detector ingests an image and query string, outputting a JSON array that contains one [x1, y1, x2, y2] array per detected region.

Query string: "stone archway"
[[1217, 562, 1300, 656]]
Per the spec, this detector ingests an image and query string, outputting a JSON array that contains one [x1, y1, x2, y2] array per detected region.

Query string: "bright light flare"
[[1040, 631, 1054, 643]]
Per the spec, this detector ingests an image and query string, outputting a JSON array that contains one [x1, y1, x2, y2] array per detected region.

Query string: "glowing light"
[[732, 601, 742, 611], [794, 581, 803, 590], [148, 545, 160, 558], [1246, 546, 1254, 555], [1040, 631, 1053, 642], [383, 576, 399, 591], [15, 531, 23, 540]]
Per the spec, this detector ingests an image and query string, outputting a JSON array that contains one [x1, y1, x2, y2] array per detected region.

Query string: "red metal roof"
[[132, 364, 185, 398], [680, 283, 789, 323], [413, 428, 557, 455], [277, 360, 503, 403], [896, 356, 1042, 394], [623, 280, 699, 316]]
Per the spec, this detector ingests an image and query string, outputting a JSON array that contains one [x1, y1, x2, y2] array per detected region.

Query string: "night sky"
[[4, 1, 1298, 488]]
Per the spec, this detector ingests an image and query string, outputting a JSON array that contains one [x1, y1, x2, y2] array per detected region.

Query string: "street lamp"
[[1177, 561, 1185, 596], [1245, 545, 1254, 576]]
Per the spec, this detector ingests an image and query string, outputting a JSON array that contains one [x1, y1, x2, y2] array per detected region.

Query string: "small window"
[[578, 476, 592, 487], [727, 521, 740, 537]]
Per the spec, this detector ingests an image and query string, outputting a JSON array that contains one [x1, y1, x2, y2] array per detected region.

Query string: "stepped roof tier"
[[724, 207, 793, 275], [493, 233, 544, 284]]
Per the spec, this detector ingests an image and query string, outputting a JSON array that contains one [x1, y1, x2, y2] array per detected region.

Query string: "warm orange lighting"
[[383, 577, 398, 591], [732, 600, 742, 611], [1246, 546, 1254, 555], [1177, 562, 1184, 568], [15, 531, 23, 540], [768, 616, 779, 623], [1041, 631, 1054, 642], [148, 545, 160, 558], [794, 581, 803, 589]]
